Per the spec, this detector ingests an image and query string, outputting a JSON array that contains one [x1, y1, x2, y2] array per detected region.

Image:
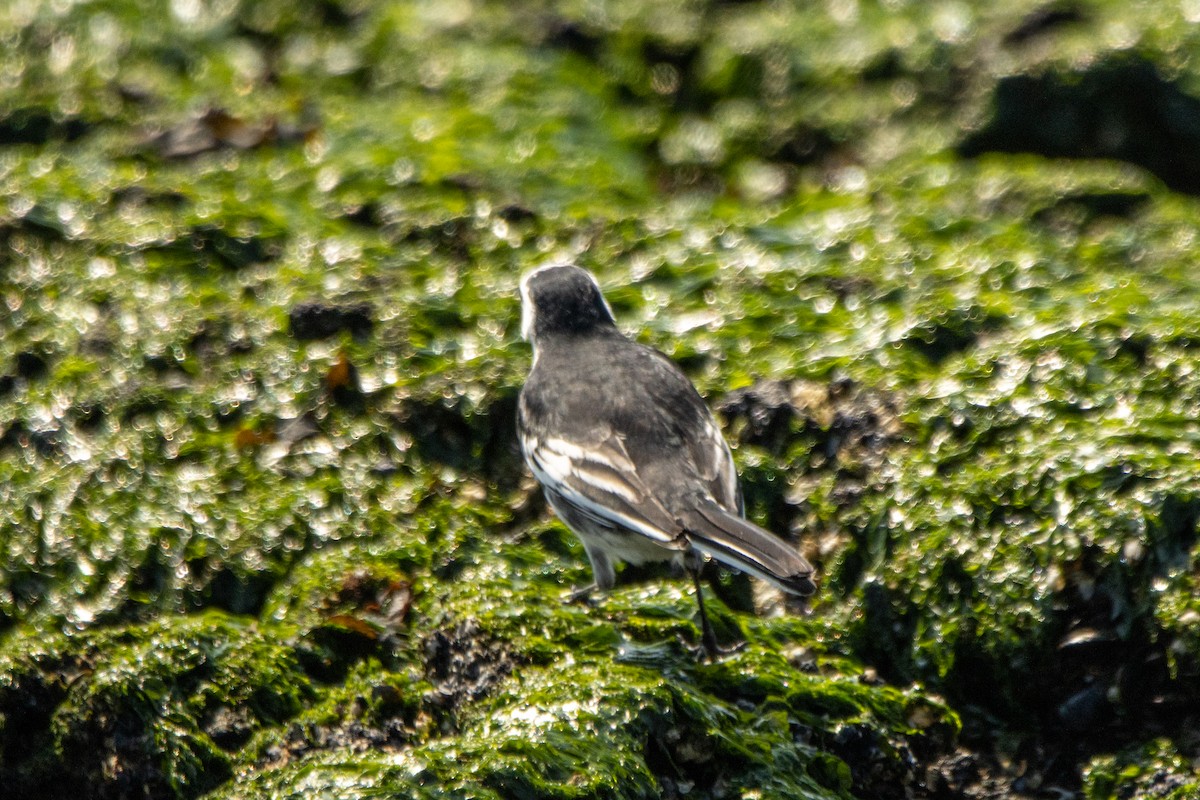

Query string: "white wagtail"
[[517, 265, 816, 656]]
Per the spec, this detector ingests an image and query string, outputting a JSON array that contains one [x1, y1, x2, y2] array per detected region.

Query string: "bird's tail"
[[680, 500, 816, 596]]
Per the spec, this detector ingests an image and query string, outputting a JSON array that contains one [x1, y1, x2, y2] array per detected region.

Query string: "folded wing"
[[521, 429, 687, 550]]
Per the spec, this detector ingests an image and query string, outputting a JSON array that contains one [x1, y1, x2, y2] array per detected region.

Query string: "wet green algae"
[[3, 0, 1200, 797], [3, 520, 958, 799]]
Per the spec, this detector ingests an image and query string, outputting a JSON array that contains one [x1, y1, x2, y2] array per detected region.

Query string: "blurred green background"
[[1, 1, 1198, 798]]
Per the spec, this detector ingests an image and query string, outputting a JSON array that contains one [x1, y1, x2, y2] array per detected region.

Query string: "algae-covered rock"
[[2, 0, 1200, 797], [1083, 738, 1200, 800], [0, 613, 310, 798]]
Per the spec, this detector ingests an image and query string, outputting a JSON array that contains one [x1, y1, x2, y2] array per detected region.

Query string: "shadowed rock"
[[287, 302, 374, 340], [961, 56, 1200, 195]]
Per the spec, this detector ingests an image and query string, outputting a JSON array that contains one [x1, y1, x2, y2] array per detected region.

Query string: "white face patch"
[[519, 269, 539, 342]]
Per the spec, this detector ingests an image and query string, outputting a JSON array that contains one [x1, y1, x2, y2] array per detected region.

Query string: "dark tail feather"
[[681, 501, 816, 596]]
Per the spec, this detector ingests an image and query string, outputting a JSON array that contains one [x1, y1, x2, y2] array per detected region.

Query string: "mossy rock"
[[0, 612, 310, 798], [2, 0, 1200, 796]]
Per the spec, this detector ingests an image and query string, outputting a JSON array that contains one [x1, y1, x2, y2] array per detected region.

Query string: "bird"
[[516, 264, 816, 657]]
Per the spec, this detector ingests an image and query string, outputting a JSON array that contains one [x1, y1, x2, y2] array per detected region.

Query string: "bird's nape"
[[520, 265, 617, 341]]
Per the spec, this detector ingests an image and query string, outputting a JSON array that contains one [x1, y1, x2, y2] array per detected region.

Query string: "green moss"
[[213, 657, 863, 800], [0, 613, 310, 798], [1156, 568, 1200, 685], [1083, 739, 1200, 800], [3, 0, 1200, 796]]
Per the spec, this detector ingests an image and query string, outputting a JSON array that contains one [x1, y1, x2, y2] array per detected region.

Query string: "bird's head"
[[519, 265, 618, 342]]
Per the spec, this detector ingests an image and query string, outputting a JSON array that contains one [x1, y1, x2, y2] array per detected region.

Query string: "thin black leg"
[[565, 581, 598, 604], [691, 566, 722, 659]]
